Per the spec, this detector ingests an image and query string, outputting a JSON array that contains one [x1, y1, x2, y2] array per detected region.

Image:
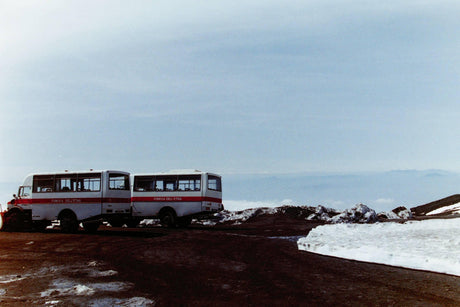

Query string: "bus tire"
[[2, 209, 24, 232], [82, 221, 100, 232], [59, 210, 78, 233], [159, 209, 177, 228]]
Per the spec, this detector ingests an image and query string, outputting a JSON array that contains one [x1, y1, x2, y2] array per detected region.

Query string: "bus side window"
[[109, 173, 130, 190], [78, 173, 101, 192], [207, 175, 222, 191], [134, 176, 154, 192], [33, 175, 55, 193], [154, 176, 177, 192], [155, 179, 164, 191], [177, 175, 201, 191], [165, 181, 175, 191], [55, 174, 78, 192]]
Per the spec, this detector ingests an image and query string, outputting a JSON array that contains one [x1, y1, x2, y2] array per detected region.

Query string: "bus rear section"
[[131, 170, 223, 227], [0, 170, 131, 232]]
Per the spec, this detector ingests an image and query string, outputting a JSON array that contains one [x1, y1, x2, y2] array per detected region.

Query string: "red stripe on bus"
[[131, 196, 222, 203], [15, 197, 221, 205], [16, 198, 131, 205]]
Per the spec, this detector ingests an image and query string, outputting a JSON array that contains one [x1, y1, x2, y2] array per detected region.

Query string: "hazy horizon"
[[2, 169, 459, 213], [1, 1, 459, 209]]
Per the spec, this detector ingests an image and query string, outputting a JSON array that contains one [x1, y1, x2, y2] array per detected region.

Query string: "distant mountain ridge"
[[224, 170, 460, 211]]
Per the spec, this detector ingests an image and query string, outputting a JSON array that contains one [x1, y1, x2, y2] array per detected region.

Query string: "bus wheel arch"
[[159, 207, 177, 228], [58, 209, 79, 233]]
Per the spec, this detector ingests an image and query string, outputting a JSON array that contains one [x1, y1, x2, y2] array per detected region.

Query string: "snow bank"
[[298, 218, 460, 276]]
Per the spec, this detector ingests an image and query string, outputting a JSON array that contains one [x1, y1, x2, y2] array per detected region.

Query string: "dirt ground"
[[0, 215, 459, 306]]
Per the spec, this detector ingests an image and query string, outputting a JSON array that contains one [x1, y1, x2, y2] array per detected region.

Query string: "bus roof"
[[133, 170, 221, 177], [23, 170, 130, 178]]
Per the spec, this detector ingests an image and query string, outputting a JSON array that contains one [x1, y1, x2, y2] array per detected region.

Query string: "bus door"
[[102, 172, 131, 216], [203, 174, 223, 212]]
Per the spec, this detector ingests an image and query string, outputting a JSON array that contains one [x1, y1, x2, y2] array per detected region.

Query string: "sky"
[[0, 1, 459, 205]]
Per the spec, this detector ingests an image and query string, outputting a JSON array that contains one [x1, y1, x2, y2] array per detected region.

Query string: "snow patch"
[[0, 274, 26, 284], [88, 297, 155, 306], [328, 204, 377, 223], [139, 219, 160, 227], [40, 280, 133, 298], [196, 203, 416, 226], [88, 270, 118, 277], [90, 281, 132, 292], [377, 206, 413, 220], [0, 261, 139, 305], [427, 202, 460, 216], [217, 207, 278, 224], [298, 218, 460, 276], [305, 205, 339, 222], [41, 281, 95, 297]]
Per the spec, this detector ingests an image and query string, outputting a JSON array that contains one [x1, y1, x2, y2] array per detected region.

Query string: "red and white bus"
[[131, 170, 223, 227], [0, 170, 131, 232]]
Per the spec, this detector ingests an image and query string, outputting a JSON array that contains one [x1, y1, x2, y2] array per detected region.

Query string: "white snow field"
[[298, 218, 460, 276]]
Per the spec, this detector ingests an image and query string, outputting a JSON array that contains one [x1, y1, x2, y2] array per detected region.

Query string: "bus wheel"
[[59, 211, 78, 233], [2, 210, 24, 232], [82, 221, 100, 232], [160, 209, 177, 228]]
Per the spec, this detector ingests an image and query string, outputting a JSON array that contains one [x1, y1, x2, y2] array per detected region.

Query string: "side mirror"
[[13, 194, 17, 199]]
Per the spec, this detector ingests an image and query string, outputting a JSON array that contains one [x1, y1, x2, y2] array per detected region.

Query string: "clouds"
[[0, 0, 459, 183]]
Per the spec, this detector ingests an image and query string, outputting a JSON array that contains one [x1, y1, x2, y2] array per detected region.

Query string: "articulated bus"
[[131, 170, 223, 227], [0, 170, 131, 232]]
